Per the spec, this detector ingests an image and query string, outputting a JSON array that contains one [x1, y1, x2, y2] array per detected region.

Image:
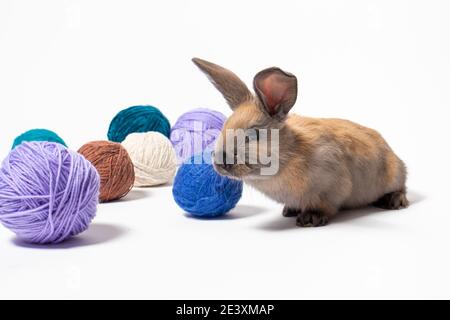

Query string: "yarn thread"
[[172, 153, 243, 217], [0, 142, 100, 244], [12, 128, 67, 149], [108, 105, 171, 142], [78, 141, 135, 202], [122, 132, 177, 187], [170, 108, 226, 163]]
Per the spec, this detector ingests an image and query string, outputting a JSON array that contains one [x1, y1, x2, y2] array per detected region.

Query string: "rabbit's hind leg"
[[373, 190, 409, 210]]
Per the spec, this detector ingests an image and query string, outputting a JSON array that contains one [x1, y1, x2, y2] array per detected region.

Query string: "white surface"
[[0, 0, 449, 299]]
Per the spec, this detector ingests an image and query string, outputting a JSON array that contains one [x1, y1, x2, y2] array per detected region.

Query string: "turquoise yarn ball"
[[107, 105, 171, 142], [172, 153, 243, 218], [12, 129, 67, 149]]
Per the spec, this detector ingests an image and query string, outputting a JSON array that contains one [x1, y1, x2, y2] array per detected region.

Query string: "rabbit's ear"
[[192, 58, 252, 110], [253, 67, 297, 119]]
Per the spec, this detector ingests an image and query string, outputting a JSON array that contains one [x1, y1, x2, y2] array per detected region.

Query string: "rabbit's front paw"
[[282, 206, 301, 217], [296, 210, 329, 227]]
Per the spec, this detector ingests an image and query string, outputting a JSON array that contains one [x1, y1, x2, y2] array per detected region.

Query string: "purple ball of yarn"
[[0, 142, 100, 244], [170, 108, 226, 163]]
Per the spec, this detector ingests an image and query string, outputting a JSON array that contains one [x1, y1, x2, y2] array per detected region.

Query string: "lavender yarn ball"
[[0, 142, 100, 244], [170, 108, 226, 163]]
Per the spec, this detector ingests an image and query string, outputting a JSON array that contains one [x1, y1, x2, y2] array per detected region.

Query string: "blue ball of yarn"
[[107, 105, 171, 142], [172, 154, 243, 218], [12, 128, 67, 149]]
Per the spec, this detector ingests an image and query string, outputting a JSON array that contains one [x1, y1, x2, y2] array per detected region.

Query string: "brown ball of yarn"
[[78, 141, 135, 202]]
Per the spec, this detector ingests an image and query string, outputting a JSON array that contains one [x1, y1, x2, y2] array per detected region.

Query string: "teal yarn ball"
[[172, 153, 243, 218], [107, 105, 171, 142], [12, 129, 67, 149]]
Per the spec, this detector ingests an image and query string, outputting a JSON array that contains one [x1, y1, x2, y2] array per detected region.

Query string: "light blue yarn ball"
[[12, 129, 67, 150], [172, 153, 243, 218], [107, 105, 171, 143]]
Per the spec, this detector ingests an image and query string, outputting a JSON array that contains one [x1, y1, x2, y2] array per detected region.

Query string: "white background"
[[0, 0, 449, 299]]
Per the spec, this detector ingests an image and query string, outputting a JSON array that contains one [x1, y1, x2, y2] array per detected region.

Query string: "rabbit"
[[192, 57, 408, 227]]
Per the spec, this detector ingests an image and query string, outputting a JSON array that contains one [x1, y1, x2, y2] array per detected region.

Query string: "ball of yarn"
[[78, 141, 135, 202], [172, 153, 243, 218], [107, 105, 171, 142], [170, 108, 226, 162], [12, 128, 67, 149], [122, 132, 177, 187], [0, 142, 100, 244]]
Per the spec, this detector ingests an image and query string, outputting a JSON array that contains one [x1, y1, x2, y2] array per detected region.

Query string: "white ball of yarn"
[[121, 132, 177, 187]]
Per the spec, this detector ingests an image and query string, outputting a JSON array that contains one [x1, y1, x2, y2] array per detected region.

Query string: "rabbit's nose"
[[223, 151, 237, 170], [214, 151, 234, 171]]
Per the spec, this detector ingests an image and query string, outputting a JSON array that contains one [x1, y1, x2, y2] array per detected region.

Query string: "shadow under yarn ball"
[[0, 142, 100, 244], [12, 128, 67, 149], [107, 105, 171, 143], [172, 153, 243, 218], [122, 131, 177, 187], [170, 108, 226, 163], [78, 141, 135, 202]]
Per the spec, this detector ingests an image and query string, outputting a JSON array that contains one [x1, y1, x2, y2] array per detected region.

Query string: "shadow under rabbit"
[[257, 189, 425, 231]]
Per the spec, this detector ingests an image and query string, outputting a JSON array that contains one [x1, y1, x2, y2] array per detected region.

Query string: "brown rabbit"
[[192, 58, 408, 227]]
